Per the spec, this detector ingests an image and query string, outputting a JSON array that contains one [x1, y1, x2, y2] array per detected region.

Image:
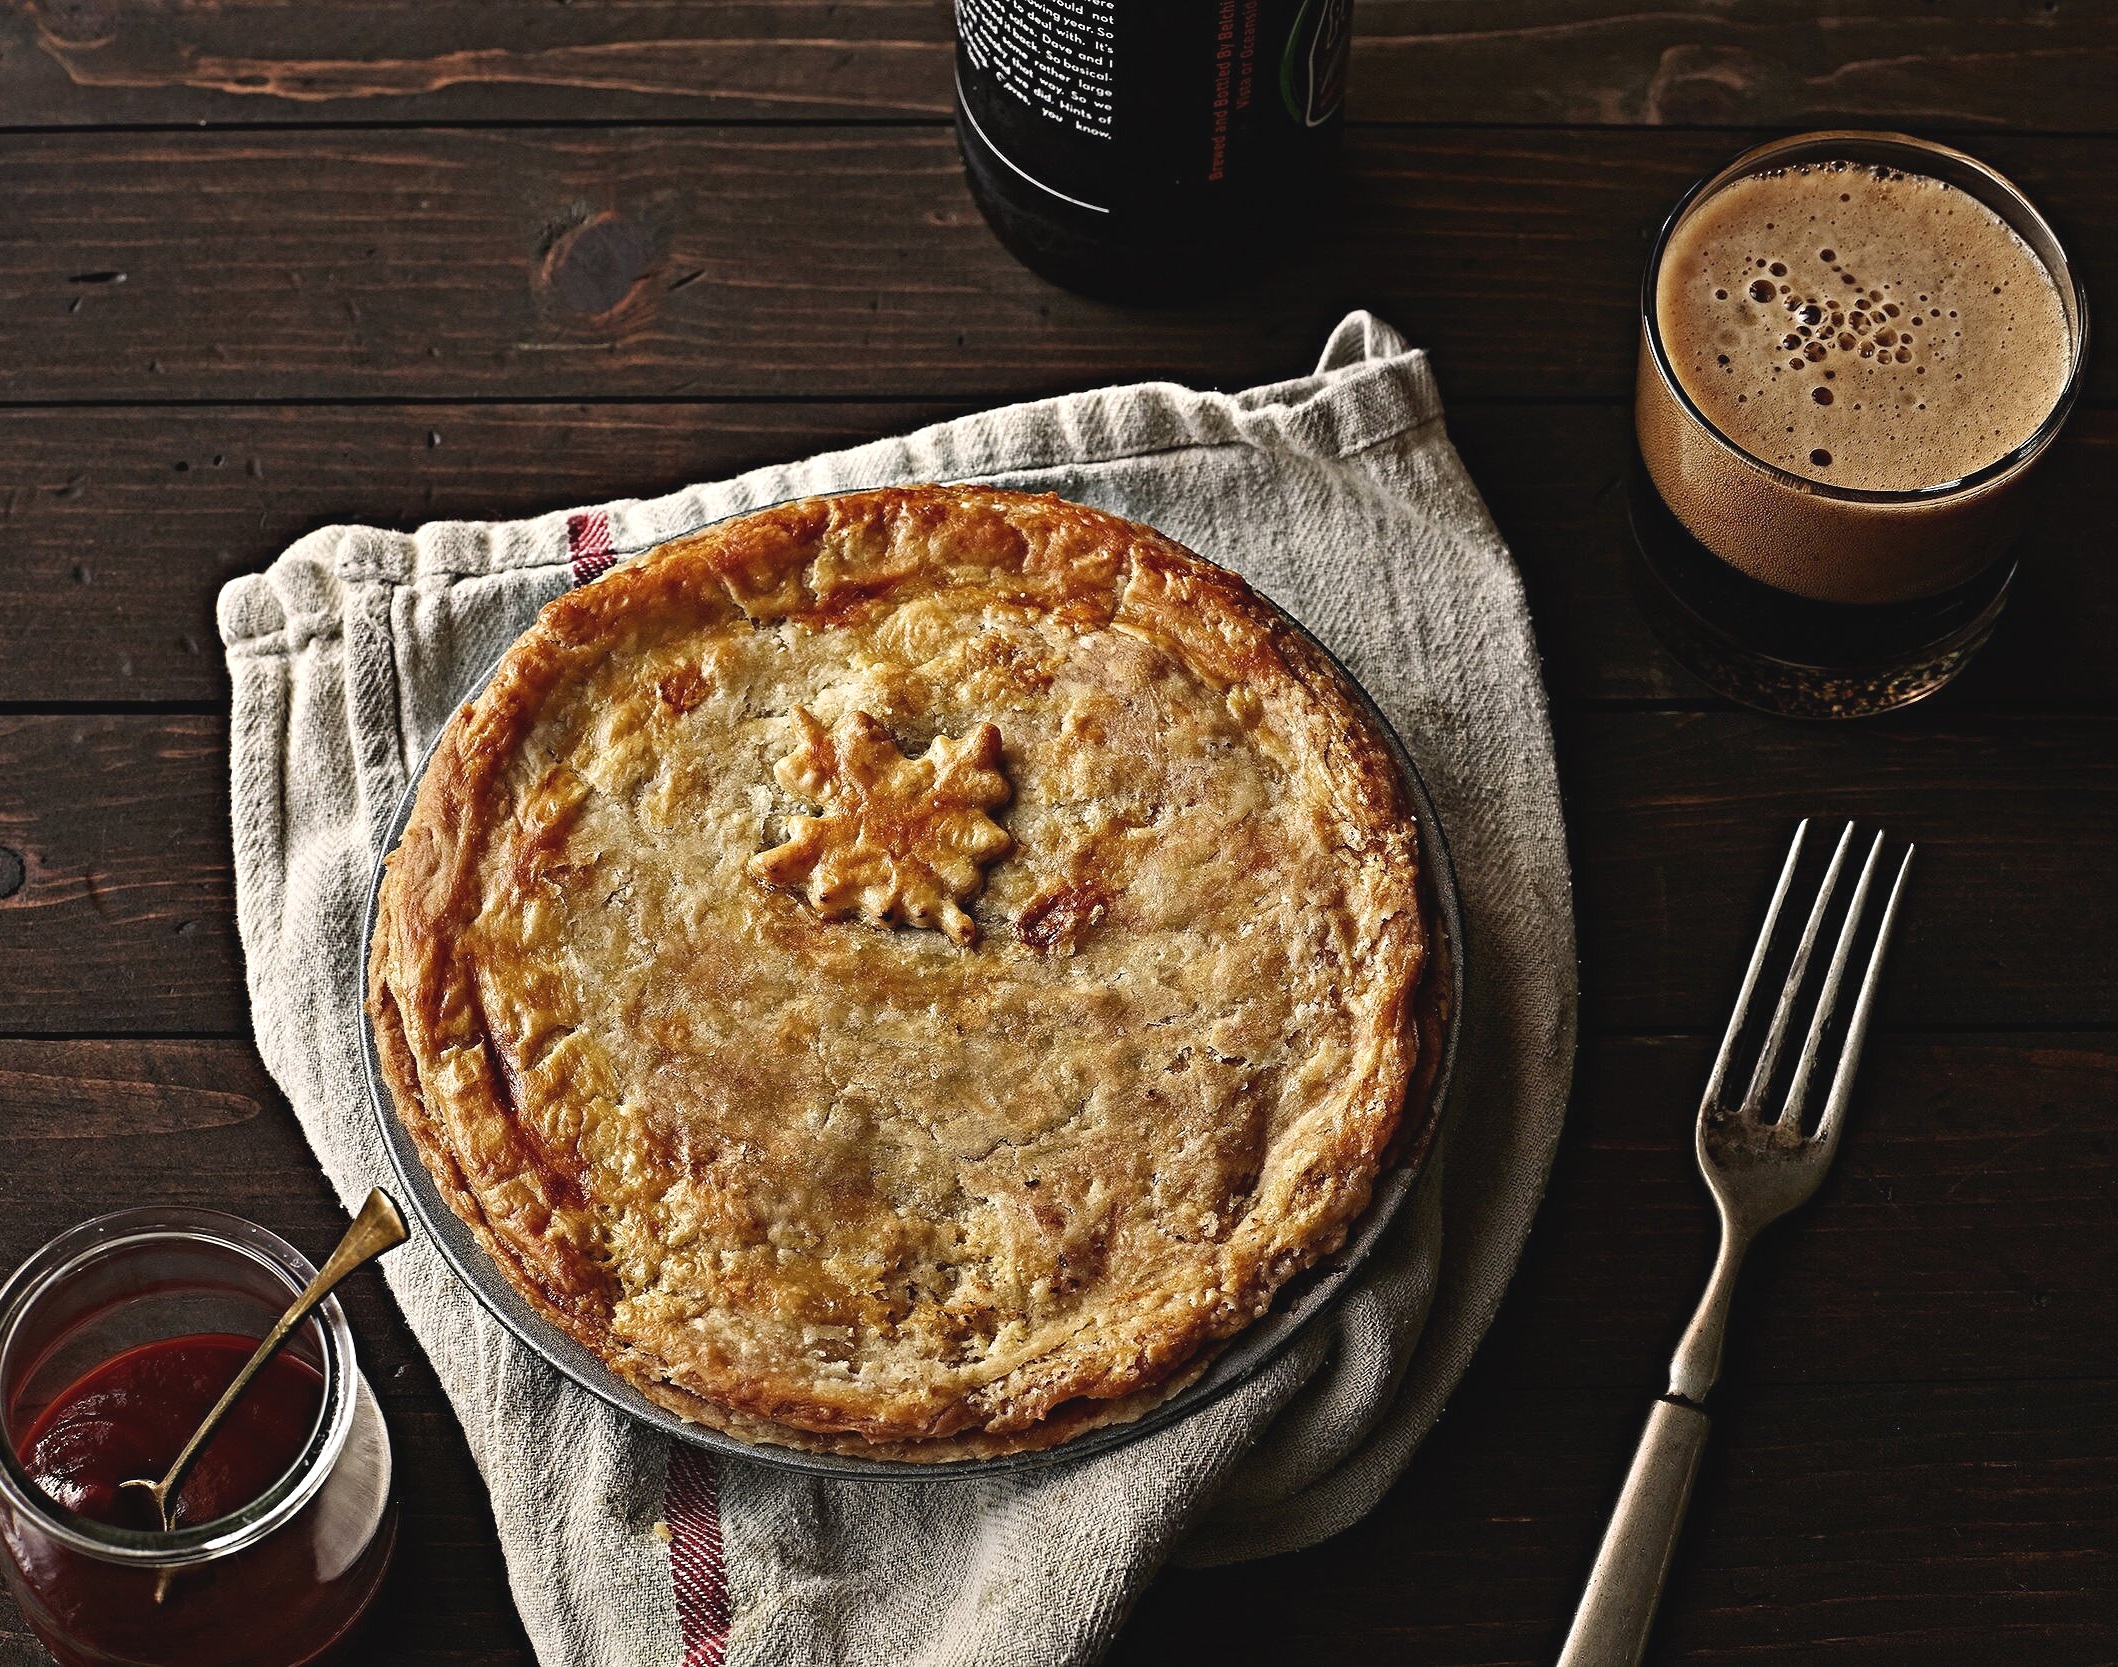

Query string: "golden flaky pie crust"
[[368, 486, 1436, 1460]]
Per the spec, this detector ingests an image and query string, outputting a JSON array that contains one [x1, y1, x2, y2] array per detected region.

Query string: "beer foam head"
[[1654, 160, 2072, 494]]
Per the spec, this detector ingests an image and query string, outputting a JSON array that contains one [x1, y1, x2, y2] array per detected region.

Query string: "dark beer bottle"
[[954, 1, 1353, 300]]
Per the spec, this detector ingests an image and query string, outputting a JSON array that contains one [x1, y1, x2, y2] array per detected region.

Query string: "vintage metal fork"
[[1557, 820, 1914, 1667]]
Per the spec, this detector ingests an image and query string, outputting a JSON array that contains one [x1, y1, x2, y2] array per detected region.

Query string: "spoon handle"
[[151, 1189, 408, 1515]]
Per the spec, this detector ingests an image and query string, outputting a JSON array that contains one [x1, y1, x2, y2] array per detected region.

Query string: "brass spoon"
[[120, 1189, 409, 1598]]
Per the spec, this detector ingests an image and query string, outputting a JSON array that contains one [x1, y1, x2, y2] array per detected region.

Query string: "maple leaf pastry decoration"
[[748, 706, 1014, 946]]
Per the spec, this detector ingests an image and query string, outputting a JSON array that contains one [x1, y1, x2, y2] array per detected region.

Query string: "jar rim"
[[0, 1207, 356, 1566], [1639, 128, 2090, 506]]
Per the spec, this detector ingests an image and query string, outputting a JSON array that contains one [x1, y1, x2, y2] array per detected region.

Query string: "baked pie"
[[368, 485, 1437, 1458]]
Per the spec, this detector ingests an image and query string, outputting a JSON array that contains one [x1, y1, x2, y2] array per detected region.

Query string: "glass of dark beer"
[[1632, 131, 2087, 717]]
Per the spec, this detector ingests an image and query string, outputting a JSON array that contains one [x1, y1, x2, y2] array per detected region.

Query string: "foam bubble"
[[1656, 160, 2071, 489]]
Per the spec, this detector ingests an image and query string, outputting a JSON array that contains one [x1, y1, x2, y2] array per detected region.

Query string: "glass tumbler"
[[1631, 130, 2088, 716]]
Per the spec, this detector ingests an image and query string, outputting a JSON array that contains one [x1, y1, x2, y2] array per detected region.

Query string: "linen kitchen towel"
[[220, 311, 1575, 1667]]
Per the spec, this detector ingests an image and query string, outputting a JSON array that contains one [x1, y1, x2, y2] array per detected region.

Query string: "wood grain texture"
[[0, 715, 239, 1033], [4, 2, 2115, 131], [0, 5, 2110, 1660], [1563, 711, 2118, 1032], [1353, 1, 2118, 132], [3, 402, 2109, 709], [3, 128, 2110, 405], [0, 0, 958, 126], [1494, 1034, 2118, 1389], [1113, 1379, 2118, 1666], [0, 711, 2110, 1034]]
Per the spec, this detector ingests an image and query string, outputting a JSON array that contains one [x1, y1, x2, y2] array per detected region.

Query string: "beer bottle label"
[[955, 1, 1351, 225]]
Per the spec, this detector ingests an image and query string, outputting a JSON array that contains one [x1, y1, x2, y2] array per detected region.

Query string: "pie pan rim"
[[357, 496, 1466, 1481]]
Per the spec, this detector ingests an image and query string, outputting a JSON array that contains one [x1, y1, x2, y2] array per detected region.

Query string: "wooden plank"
[[1563, 710, 2118, 1032], [1, 401, 2111, 709], [0, 0, 957, 126], [0, 1039, 338, 1232], [1493, 1033, 2118, 1389], [1114, 1377, 2118, 1665], [0, 711, 2110, 1032], [3, 128, 2110, 405], [0, 716, 243, 1034], [1354, 1, 2118, 132], [5, 2, 2117, 132], [6, 1369, 2105, 1667]]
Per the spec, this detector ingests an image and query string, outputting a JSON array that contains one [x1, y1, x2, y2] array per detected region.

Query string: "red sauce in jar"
[[22, 1334, 323, 1530], [3, 1333, 390, 1667]]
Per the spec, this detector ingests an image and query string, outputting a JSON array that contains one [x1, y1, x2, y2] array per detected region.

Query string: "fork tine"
[[1812, 846, 1914, 1153], [1702, 819, 1810, 1110], [1777, 830, 1886, 1128], [1739, 821, 1856, 1119]]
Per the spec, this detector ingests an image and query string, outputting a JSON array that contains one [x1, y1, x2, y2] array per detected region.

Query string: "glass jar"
[[0, 1209, 396, 1667]]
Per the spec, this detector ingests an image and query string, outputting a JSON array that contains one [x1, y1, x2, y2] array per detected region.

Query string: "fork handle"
[[1555, 1397, 1711, 1667]]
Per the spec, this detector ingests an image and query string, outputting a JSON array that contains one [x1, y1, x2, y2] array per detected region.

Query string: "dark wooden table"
[[2, 5, 2113, 1662]]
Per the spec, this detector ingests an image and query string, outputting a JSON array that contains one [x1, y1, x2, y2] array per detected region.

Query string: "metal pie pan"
[[360, 510, 1464, 1481]]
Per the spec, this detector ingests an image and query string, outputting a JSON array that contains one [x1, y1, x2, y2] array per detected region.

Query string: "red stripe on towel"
[[666, 1446, 732, 1666], [567, 510, 616, 585]]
